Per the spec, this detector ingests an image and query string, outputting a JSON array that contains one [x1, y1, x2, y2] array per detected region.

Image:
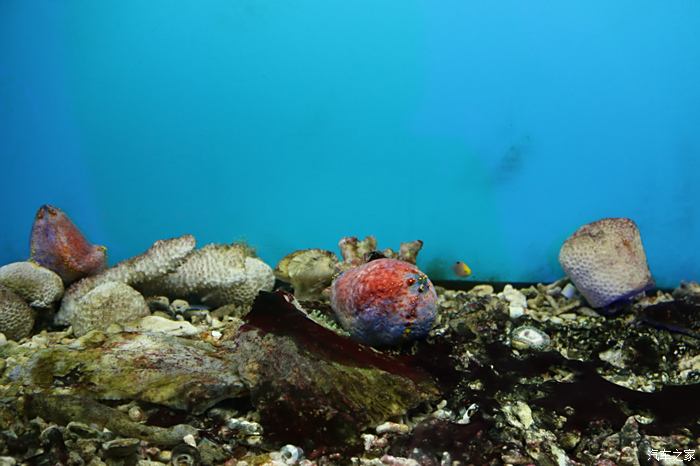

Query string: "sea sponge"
[[71, 281, 150, 336], [274, 249, 338, 300], [559, 218, 654, 308], [330, 258, 438, 346], [0, 261, 64, 309], [30, 205, 107, 284], [0, 285, 35, 340], [141, 243, 275, 309], [56, 235, 196, 326]]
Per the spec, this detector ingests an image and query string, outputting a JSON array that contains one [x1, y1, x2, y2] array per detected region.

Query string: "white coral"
[[141, 243, 274, 309]]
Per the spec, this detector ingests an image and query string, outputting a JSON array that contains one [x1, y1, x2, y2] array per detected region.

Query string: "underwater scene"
[[1, 1, 700, 465]]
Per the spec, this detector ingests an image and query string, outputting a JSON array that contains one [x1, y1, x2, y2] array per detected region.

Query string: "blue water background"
[[2, 1, 699, 286]]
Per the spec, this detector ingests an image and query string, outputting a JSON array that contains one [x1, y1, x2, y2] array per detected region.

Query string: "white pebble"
[[561, 283, 577, 299], [375, 422, 410, 435], [182, 434, 196, 447]]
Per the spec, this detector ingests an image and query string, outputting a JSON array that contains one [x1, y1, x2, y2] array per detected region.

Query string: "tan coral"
[[71, 281, 150, 337], [274, 249, 338, 300], [559, 218, 653, 308], [0, 261, 64, 309], [140, 243, 274, 309], [57, 235, 196, 326], [0, 285, 35, 340]]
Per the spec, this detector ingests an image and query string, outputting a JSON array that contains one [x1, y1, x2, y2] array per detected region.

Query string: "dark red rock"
[[30, 205, 107, 284]]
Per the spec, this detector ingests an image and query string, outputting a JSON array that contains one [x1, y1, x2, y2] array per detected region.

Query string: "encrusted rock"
[[70, 282, 150, 336], [0, 262, 64, 309], [141, 243, 274, 309], [0, 285, 35, 341], [6, 331, 246, 413], [559, 218, 653, 308], [57, 235, 196, 326]]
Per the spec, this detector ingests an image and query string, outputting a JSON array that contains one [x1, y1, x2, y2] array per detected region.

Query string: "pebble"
[[278, 444, 304, 465], [375, 422, 410, 435], [511, 325, 551, 351], [561, 283, 577, 299], [171, 299, 190, 314]]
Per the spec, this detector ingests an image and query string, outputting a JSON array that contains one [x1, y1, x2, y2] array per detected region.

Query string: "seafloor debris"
[[330, 258, 438, 346], [29, 205, 107, 284], [559, 217, 654, 308], [0, 280, 697, 464]]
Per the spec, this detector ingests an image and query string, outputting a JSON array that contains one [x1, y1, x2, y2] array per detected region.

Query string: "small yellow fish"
[[453, 261, 472, 278]]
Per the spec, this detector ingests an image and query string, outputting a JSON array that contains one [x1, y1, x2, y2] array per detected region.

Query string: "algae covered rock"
[[239, 291, 440, 449], [8, 331, 246, 413], [70, 281, 150, 336], [0, 262, 64, 309], [0, 285, 35, 340]]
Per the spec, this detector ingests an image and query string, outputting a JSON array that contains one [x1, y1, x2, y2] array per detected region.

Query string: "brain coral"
[[0, 261, 64, 309], [71, 281, 150, 336], [559, 218, 654, 308], [0, 285, 35, 341]]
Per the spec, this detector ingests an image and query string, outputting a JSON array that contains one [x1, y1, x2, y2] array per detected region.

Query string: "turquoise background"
[[2, 1, 699, 286]]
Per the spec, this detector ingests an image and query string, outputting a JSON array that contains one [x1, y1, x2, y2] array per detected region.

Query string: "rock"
[[7, 331, 246, 413], [0, 285, 35, 340], [30, 204, 107, 284], [511, 325, 551, 351], [274, 249, 338, 300], [141, 243, 275, 310], [127, 315, 201, 336], [0, 262, 64, 309], [499, 284, 528, 319], [70, 281, 150, 336], [239, 291, 439, 449], [25, 394, 197, 447], [331, 258, 438, 345], [57, 235, 196, 326], [559, 218, 653, 308]]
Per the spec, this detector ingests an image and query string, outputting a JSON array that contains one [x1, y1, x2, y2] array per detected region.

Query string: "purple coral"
[[559, 218, 654, 308]]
